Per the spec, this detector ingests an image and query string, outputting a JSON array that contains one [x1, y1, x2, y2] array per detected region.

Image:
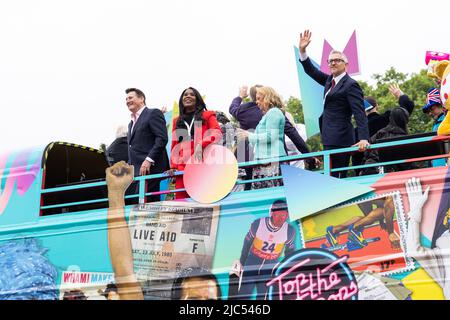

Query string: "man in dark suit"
[[298, 30, 369, 178], [126, 88, 169, 203]]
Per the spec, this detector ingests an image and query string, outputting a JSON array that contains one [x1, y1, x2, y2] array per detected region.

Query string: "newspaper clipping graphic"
[[129, 201, 220, 299]]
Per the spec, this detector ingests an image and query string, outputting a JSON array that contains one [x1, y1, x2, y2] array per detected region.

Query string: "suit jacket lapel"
[[127, 121, 133, 143], [331, 74, 347, 94], [129, 107, 148, 142], [325, 74, 348, 102], [324, 77, 333, 95]]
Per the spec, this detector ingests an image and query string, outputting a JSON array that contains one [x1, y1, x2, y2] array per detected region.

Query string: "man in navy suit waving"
[[298, 30, 369, 178], [126, 88, 169, 202]]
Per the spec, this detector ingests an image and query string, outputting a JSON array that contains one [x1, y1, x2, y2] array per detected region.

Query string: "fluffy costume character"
[[425, 51, 450, 79], [435, 60, 450, 135]]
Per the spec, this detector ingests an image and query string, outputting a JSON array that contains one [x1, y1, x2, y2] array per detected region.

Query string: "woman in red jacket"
[[169, 87, 221, 199]]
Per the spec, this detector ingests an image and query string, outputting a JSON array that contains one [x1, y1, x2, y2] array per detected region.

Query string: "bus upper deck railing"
[[39, 134, 450, 213]]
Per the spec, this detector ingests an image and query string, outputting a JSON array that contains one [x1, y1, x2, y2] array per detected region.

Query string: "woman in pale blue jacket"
[[237, 86, 286, 189]]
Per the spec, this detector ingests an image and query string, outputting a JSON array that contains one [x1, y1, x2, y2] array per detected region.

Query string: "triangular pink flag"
[[343, 31, 360, 75], [319, 31, 360, 76], [320, 40, 334, 73]]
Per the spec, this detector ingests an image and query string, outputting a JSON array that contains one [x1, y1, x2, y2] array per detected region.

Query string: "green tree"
[[284, 96, 323, 152], [285, 96, 305, 124], [99, 143, 107, 153], [358, 68, 436, 134], [402, 70, 438, 133], [305, 134, 323, 152]]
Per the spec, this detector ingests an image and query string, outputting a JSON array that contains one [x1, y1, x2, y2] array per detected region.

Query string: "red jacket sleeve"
[[199, 111, 222, 149]]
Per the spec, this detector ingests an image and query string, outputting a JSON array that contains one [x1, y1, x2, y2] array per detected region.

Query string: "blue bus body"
[[0, 134, 449, 300]]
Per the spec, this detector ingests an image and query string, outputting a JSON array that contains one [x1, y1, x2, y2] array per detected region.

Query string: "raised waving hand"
[[299, 30, 312, 54]]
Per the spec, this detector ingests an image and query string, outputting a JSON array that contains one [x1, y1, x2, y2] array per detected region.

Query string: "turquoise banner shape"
[[294, 46, 324, 139], [281, 164, 373, 220]]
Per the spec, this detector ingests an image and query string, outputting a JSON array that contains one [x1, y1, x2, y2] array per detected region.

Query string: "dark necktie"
[[330, 79, 336, 92]]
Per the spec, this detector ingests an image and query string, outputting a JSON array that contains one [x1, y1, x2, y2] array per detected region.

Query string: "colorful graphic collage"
[[1, 144, 450, 300]]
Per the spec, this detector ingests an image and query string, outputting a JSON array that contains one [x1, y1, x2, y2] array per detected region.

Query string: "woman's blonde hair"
[[256, 86, 285, 112]]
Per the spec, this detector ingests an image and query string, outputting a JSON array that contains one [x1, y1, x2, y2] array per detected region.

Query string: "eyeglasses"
[[328, 59, 345, 65]]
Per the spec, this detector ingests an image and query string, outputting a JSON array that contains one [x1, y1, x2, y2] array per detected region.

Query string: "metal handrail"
[[39, 134, 450, 210]]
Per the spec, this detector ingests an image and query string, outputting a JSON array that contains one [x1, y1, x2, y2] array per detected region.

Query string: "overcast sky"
[[1, 0, 449, 153]]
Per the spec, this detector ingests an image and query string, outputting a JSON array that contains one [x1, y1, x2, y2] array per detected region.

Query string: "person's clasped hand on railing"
[[353, 139, 370, 152]]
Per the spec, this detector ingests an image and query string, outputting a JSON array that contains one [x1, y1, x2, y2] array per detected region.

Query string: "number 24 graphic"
[[262, 242, 275, 253]]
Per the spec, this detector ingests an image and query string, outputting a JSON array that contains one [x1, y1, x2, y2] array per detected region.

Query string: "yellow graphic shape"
[[172, 101, 179, 118], [302, 217, 317, 238], [169, 101, 179, 134], [402, 268, 445, 300]]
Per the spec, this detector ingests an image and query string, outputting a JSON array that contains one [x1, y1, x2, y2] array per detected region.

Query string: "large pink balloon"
[[183, 145, 238, 203]]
